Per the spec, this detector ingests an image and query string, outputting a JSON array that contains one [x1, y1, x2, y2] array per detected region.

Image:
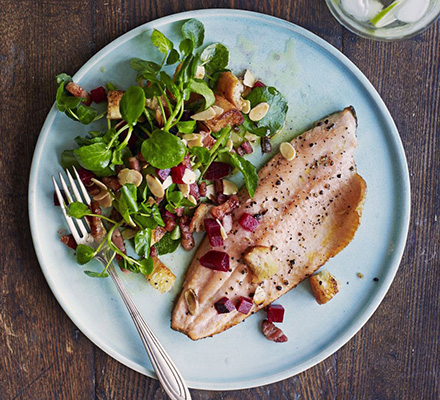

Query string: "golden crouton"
[[148, 257, 176, 293], [203, 95, 244, 133], [189, 203, 213, 233], [107, 90, 124, 119], [151, 226, 167, 246], [243, 245, 279, 282], [215, 72, 244, 109], [309, 270, 339, 304]]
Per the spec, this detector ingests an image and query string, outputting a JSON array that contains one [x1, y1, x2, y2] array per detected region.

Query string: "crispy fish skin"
[[172, 107, 366, 340]]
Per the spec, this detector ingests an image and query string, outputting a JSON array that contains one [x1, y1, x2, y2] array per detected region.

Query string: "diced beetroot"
[[199, 250, 229, 272], [239, 213, 260, 232], [156, 168, 171, 181], [204, 219, 224, 247], [267, 304, 285, 323], [77, 168, 95, 186], [214, 297, 235, 314], [253, 81, 265, 88], [171, 164, 187, 184], [189, 183, 200, 201], [90, 86, 107, 103], [236, 297, 253, 314], [204, 162, 232, 181], [240, 141, 253, 154], [181, 154, 192, 169]]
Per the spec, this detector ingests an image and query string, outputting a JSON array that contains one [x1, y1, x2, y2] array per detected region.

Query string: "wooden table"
[[1, 1, 439, 399]]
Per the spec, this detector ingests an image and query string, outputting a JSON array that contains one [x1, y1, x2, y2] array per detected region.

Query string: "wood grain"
[[0, 0, 438, 399]]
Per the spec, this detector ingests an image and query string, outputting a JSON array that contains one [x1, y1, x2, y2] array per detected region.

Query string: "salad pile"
[[56, 18, 288, 291]]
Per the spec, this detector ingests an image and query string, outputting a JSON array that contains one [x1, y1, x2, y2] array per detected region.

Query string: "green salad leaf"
[[76, 244, 96, 265], [184, 78, 215, 108], [141, 130, 186, 169], [134, 228, 151, 258], [151, 29, 174, 54], [74, 143, 112, 171], [155, 232, 180, 255], [66, 202, 92, 219], [244, 86, 288, 137], [200, 43, 229, 73], [181, 19, 205, 48], [139, 257, 154, 276], [120, 86, 146, 126]]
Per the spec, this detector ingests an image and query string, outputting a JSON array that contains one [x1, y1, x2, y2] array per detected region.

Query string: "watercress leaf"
[[160, 71, 180, 101], [56, 73, 72, 86], [151, 204, 165, 227], [106, 82, 118, 91], [84, 270, 108, 278], [89, 165, 117, 177], [120, 86, 146, 126], [144, 84, 161, 99], [170, 225, 181, 240], [120, 183, 138, 213], [139, 257, 154, 276], [132, 214, 158, 230], [76, 103, 99, 125], [174, 54, 194, 86], [60, 149, 81, 170], [141, 129, 186, 169], [207, 69, 230, 89], [166, 49, 180, 65], [184, 78, 215, 109], [75, 135, 104, 146], [181, 19, 205, 48], [113, 197, 131, 224], [134, 228, 151, 258], [76, 244, 96, 265], [66, 202, 92, 218], [130, 58, 161, 74], [244, 86, 288, 136], [176, 120, 196, 134], [155, 232, 180, 255], [189, 146, 210, 164], [228, 152, 258, 198], [200, 43, 229, 73], [151, 29, 173, 55], [74, 143, 112, 171], [111, 149, 123, 165], [179, 38, 194, 58], [56, 82, 82, 112]]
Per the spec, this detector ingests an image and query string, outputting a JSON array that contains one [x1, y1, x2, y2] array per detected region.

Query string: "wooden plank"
[[338, 20, 440, 400], [0, 0, 95, 399]]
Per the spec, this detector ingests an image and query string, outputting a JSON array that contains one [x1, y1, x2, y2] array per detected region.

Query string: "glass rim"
[[325, 0, 440, 41]]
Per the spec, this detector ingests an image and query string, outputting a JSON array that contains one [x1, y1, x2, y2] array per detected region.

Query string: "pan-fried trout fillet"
[[172, 107, 366, 340]]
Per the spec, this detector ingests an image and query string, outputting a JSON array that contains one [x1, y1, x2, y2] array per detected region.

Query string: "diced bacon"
[[240, 141, 253, 154], [262, 320, 288, 343], [199, 181, 207, 197], [112, 228, 126, 262], [101, 176, 122, 192], [90, 201, 105, 241], [211, 195, 239, 220], [66, 82, 92, 106], [128, 157, 141, 172], [179, 215, 195, 251], [61, 234, 77, 250]]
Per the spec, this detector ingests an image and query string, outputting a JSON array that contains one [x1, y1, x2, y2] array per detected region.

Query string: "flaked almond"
[[205, 184, 215, 200], [121, 228, 137, 240], [187, 134, 203, 148], [223, 179, 238, 195], [195, 65, 205, 79], [249, 102, 270, 122], [243, 70, 256, 87], [118, 168, 143, 187], [216, 219, 228, 240], [212, 105, 224, 116], [91, 178, 108, 191], [162, 175, 173, 190], [253, 285, 266, 305], [182, 169, 196, 184], [146, 174, 164, 198], [191, 107, 216, 121], [188, 195, 197, 205], [93, 190, 109, 202], [225, 138, 233, 151], [244, 131, 258, 142], [231, 132, 242, 144], [241, 99, 251, 114], [280, 142, 297, 161], [178, 183, 190, 197], [182, 133, 199, 141], [184, 288, 199, 315]]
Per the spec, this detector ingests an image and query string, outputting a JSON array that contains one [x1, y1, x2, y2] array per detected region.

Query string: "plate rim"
[[28, 8, 411, 391]]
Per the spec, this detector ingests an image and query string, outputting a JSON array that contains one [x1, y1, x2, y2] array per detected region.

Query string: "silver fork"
[[53, 167, 191, 400]]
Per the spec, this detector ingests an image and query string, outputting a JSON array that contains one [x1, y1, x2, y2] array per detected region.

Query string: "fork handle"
[[107, 266, 192, 400]]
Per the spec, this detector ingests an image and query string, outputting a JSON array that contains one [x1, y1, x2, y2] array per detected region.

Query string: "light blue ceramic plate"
[[29, 10, 410, 390]]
